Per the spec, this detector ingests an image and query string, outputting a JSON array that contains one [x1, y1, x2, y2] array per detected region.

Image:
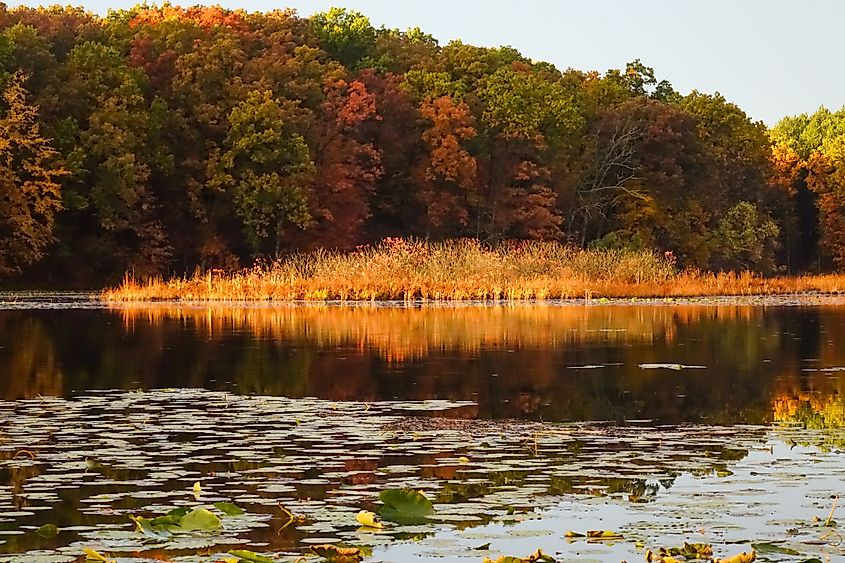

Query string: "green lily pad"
[[752, 542, 801, 556], [214, 502, 245, 516], [36, 524, 58, 538], [379, 488, 434, 524], [177, 507, 222, 531], [227, 549, 276, 563]]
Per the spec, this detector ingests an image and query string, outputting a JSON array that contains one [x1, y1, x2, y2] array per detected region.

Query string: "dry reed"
[[103, 238, 845, 302]]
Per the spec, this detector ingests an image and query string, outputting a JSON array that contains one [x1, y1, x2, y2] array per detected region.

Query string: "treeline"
[[0, 4, 842, 285]]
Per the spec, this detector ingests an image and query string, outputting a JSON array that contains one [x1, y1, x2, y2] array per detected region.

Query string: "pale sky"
[[6, 0, 842, 125]]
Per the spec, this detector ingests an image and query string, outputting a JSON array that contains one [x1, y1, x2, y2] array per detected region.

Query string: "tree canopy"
[[0, 4, 837, 283]]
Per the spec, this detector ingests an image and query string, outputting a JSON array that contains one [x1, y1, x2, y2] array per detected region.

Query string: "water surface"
[[1, 297, 844, 562]]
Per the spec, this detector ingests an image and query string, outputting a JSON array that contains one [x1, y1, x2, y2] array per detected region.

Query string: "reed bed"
[[103, 238, 845, 302]]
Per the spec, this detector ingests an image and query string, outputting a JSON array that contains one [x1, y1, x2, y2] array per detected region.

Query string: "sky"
[[6, 0, 843, 125]]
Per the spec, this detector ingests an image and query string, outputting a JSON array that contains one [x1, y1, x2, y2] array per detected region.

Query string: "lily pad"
[[227, 549, 276, 563], [379, 488, 434, 524], [214, 502, 245, 516], [36, 523, 59, 538]]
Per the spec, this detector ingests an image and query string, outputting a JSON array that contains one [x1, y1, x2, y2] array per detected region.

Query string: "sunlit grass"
[[103, 238, 845, 302]]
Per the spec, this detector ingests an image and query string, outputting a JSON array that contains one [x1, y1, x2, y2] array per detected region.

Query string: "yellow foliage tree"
[[0, 71, 64, 275]]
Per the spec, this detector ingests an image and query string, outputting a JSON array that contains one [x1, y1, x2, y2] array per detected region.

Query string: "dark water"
[[2, 300, 845, 425]]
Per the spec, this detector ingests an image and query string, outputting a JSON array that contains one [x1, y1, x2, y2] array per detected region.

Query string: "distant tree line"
[[0, 4, 841, 284]]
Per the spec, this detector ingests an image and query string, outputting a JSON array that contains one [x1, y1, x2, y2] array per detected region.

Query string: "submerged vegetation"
[[103, 239, 845, 301]]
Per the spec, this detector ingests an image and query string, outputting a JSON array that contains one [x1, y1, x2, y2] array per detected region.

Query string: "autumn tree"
[[414, 95, 477, 237], [301, 79, 382, 249], [0, 4, 836, 281], [474, 64, 581, 240], [0, 72, 63, 274]]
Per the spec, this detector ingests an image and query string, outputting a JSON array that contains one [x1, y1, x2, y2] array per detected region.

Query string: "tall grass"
[[103, 238, 845, 301]]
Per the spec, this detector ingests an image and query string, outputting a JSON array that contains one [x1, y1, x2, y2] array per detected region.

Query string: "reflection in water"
[[2, 303, 845, 423], [774, 393, 845, 428]]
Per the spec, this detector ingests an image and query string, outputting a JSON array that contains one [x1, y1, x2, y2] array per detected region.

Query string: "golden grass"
[[103, 238, 845, 302]]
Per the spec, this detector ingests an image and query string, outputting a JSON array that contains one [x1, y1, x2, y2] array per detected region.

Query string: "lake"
[[1, 295, 844, 562]]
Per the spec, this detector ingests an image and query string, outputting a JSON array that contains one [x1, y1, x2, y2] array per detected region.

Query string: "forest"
[[0, 3, 844, 286]]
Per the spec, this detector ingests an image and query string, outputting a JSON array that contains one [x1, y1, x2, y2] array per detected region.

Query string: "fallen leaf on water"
[[645, 550, 680, 563], [586, 530, 624, 540], [564, 530, 585, 538], [82, 548, 115, 562], [655, 542, 713, 559], [355, 510, 383, 529], [193, 481, 202, 499], [716, 551, 756, 563]]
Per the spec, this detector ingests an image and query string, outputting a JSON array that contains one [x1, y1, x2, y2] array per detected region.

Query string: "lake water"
[[1, 296, 844, 562]]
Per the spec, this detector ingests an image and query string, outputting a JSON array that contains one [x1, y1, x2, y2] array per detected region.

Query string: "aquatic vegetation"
[[483, 548, 555, 562], [0, 389, 842, 562], [102, 239, 845, 302], [378, 488, 434, 524]]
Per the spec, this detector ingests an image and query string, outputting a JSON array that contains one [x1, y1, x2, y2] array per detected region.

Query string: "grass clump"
[[103, 238, 845, 302]]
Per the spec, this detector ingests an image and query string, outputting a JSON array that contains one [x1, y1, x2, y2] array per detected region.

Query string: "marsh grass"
[[103, 238, 845, 301]]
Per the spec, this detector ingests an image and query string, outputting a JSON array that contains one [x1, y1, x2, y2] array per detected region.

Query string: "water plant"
[[102, 239, 845, 302]]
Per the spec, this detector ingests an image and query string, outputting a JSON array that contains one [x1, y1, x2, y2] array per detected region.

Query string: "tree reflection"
[[1, 304, 844, 424]]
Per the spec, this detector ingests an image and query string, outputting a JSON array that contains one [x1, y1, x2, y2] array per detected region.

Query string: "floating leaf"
[[379, 488, 434, 524], [177, 507, 221, 531], [355, 510, 383, 529], [192, 481, 202, 499], [751, 542, 799, 556], [474, 542, 491, 550], [658, 542, 713, 559], [586, 530, 623, 540], [716, 552, 756, 563], [36, 523, 58, 538], [130, 515, 172, 539], [227, 549, 276, 563], [82, 548, 115, 562], [483, 549, 555, 563], [638, 363, 706, 370], [309, 544, 362, 562], [564, 530, 585, 538], [151, 506, 191, 527], [214, 502, 245, 516]]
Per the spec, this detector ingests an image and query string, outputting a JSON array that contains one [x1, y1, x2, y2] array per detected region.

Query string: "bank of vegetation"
[[0, 4, 844, 289], [103, 239, 845, 301]]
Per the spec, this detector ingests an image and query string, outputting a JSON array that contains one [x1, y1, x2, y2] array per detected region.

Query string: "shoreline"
[[4, 291, 845, 310], [98, 241, 845, 303]]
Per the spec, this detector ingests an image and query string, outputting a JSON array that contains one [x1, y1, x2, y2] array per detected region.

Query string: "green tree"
[[309, 8, 376, 69], [711, 201, 780, 273], [211, 90, 313, 255]]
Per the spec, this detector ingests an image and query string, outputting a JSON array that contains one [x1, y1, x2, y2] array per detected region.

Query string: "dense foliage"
[[0, 3, 840, 284]]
